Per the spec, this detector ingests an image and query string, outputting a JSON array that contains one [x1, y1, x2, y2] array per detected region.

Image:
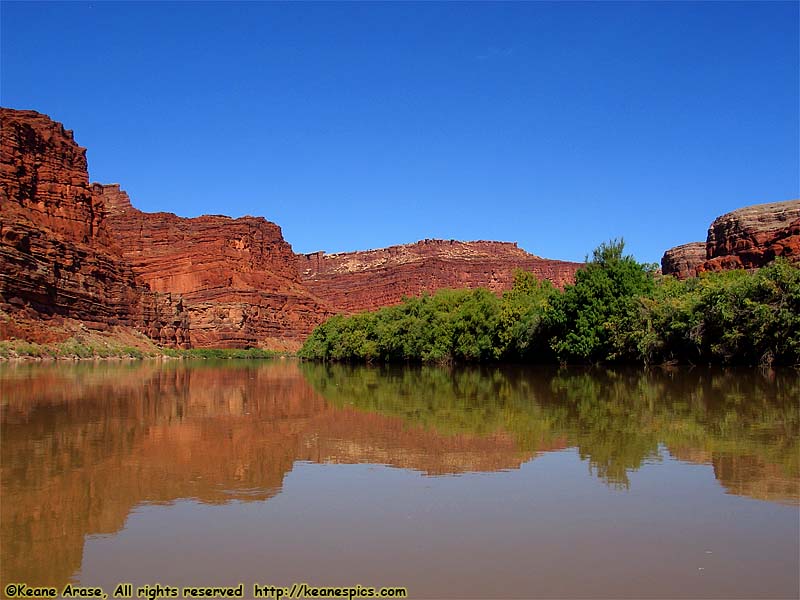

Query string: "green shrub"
[[295, 249, 800, 367]]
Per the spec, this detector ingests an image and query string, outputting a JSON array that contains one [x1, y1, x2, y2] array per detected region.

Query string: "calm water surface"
[[1, 361, 798, 598]]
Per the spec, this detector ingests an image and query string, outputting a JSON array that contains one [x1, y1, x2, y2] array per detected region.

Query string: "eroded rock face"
[[95, 184, 333, 348], [699, 200, 800, 274], [298, 239, 583, 313], [660, 242, 707, 279], [1, 107, 581, 348], [0, 109, 190, 347], [662, 200, 800, 278], [0, 111, 151, 337]]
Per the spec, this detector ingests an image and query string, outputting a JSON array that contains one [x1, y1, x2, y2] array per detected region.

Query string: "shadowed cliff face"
[[2, 362, 797, 590], [662, 200, 800, 278], [298, 240, 583, 313]]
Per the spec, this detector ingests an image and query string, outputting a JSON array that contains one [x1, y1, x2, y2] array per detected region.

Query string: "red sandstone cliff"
[[0, 109, 135, 323], [0, 108, 188, 347], [0, 108, 333, 350], [95, 183, 333, 349], [1, 107, 582, 349], [661, 200, 800, 278], [298, 239, 583, 313], [699, 200, 800, 274]]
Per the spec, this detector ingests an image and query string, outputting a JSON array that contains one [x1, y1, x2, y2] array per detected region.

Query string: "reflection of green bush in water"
[[301, 363, 562, 447], [301, 363, 799, 489]]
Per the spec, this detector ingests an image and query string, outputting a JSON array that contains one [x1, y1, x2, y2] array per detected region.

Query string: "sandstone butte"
[[0, 107, 583, 350], [662, 200, 800, 279]]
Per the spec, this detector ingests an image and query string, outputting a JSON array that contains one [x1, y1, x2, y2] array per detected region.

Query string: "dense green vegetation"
[[299, 241, 800, 366]]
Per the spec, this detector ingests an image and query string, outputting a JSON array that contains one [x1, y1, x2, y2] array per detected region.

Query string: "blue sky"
[[2, 1, 798, 263]]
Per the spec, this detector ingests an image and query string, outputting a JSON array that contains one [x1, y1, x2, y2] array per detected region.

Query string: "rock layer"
[[699, 200, 800, 274], [1, 109, 135, 324], [662, 200, 800, 278], [0, 108, 189, 346], [95, 184, 333, 348], [0, 107, 590, 348], [298, 239, 583, 313], [660, 242, 707, 279]]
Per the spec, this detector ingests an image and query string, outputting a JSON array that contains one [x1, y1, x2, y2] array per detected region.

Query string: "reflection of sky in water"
[[1, 361, 798, 598]]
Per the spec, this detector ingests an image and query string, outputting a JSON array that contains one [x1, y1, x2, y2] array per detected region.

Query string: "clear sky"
[[2, 1, 798, 263]]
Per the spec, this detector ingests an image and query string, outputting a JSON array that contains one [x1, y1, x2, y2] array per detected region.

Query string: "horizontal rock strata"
[[298, 239, 583, 313], [660, 242, 707, 279], [662, 200, 800, 278], [699, 200, 800, 274], [0, 107, 648, 348], [96, 184, 333, 348], [0, 108, 188, 346]]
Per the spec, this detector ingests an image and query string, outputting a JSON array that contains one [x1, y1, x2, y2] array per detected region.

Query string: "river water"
[[1, 360, 798, 598]]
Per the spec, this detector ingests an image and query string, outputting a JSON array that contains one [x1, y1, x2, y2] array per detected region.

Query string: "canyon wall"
[[0, 108, 189, 347], [0, 108, 332, 350], [0, 108, 586, 348], [95, 184, 334, 349], [14, 107, 799, 349], [298, 239, 583, 313], [0, 109, 138, 325], [662, 200, 800, 278]]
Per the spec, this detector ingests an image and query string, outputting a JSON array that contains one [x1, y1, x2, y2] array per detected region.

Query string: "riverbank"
[[0, 337, 285, 361], [0, 310, 288, 361]]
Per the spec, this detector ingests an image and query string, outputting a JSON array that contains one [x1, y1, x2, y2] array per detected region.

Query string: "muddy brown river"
[[1, 361, 798, 598]]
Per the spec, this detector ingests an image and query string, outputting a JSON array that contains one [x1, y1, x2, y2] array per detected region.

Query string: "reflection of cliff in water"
[[1, 361, 797, 588], [301, 363, 800, 498], [0, 361, 535, 587], [1, 362, 316, 587]]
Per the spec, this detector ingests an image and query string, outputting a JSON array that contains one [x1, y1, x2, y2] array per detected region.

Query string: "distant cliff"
[[298, 239, 583, 313], [662, 200, 800, 278]]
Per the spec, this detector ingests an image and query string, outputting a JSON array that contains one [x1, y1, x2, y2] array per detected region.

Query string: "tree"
[[549, 239, 656, 363]]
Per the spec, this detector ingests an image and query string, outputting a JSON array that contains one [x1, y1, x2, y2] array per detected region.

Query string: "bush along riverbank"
[[298, 240, 800, 367]]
